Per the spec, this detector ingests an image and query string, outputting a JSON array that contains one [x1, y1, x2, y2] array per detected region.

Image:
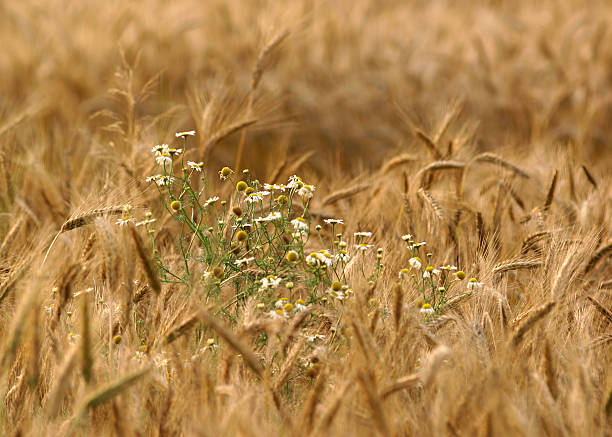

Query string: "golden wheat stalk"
[[129, 225, 161, 294], [520, 231, 551, 254], [418, 188, 445, 220], [381, 153, 417, 174], [584, 241, 612, 274], [165, 311, 200, 344], [581, 164, 597, 189], [492, 259, 543, 274], [414, 129, 442, 159], [472, 152, 530, 179], [199, 310, 263, 378], [511, 301, 556, 346], [321, 183, 370, 206], [586, 296, 612, 324]]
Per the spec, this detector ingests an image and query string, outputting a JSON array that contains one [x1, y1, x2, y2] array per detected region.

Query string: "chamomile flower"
[[263, 183, 286, 192], [291, 217, 309, 231], [306, 250, 333, 268], [295, 299, 308, 311], [409, 257, 422, 269], [255, 212, 282, 223], [287, 175, 305, 189], [259, 275, 282, 292], [156, 175, 174, 186], [439, 265, 457, 271], [354, 231, 372, 238], [136, 217, 157, 227], [234, 256, 255, 267], [204, 196, 219, 206], [152, 144, 169, 155], [245, 191, 270, 203], [306, 334, 325, 342], [412, 241, 427, 249], [156, 153, 172, 166], [401, 234, 413, 241], [398, 268, 410, 279], [275, 297, 289, 309], [467, 278, 484, 289], [202, 338, 218, 352], [324, 218, 344, 225], [187, 161, 204, 171], [115, 205, 135, 227], [335, 250, 350, 263], [219, 167, 233, 180], [175, 130, 196, 138], [268, 309, 286, 320], [422, 267, 440, 278], [167, 148, 182, 158], [298, 184, 315, 199], [420, 303, 435, 315], [146, 175, 160, 183], [354, 243, 373, 251]]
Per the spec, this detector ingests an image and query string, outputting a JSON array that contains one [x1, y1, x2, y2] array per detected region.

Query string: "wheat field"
[[1, 1, 611, 436]]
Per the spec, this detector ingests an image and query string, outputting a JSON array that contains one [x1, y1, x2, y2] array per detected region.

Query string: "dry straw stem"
[[300, 371, 326, 432], [45, 346, 79, 417], [0, 215, 24, 258], [586, 296, 612, 324], [543, 169, 558, 212], [600, 279, 612, 289], [472, 153, 531, 179], [321, 183, 370, 206], [381, 153, 416, 174], [129, 225, 161, 294], [418, 188, 445, 220], [511, 301, 556, 346], [380, 373, 420, 399], [521, 231, 551, 254], [198, 310, 263, 378], [73, 367, 151, 419], [583, 241, 612, 275], [581, 164, 598, 189], [80, 295, 93, 384], [274, 337, 305, 392], [414, 129, 442, 160], [356, 370, 391, 437], [165, 311, 200, 344], [492, 259, 543, 274]]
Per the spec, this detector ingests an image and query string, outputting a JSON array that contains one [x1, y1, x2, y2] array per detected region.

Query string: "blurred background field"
[[0, 0, 611, 435]]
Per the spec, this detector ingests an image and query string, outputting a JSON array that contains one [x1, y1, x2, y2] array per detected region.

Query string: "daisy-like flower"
[[219, 167, 233, 180], [398, 268, 410, 279], [275, 297, 289, 309], [409, 257, 422, 269], [156, 175, 174, 186], [136, 217, 157, 227], [335, 250, 350, 263], [354, 243, 373, 251], [354, 231, 372, 238], [259, 275, 282, 292], [298, 184, 315, 199], [146, 175, 160, 183], [152, 144, 169, 155], [324, 218, 344, 225], [167, 148, 182, 158], [156, 153, 172, 166], [263, 183, 287, 192], [153, 353, 169, 368], [44, 303, 55, 314], [306, 334, 325, 342], [420, 303, 435, 315], [175, 130, 196, 138], [291, 217, 309, 231], [116, 205, 135, 227], [412, 241, 427, 248], [204, 196, 219, 207], [202, 338, 218, 352], [306, 250, 333, 268], [287, 175, 304, 189], [268, 309, 286, 320], [467, 278, 484, 289], [234, 256, 255, 267], [295, 299, 308, 311], [401, 234, 413, 241], [439, 265, 457, 271], [187, 161, 204, 171], [245, 191, 270, 203], [73, 287, 93, 298], [255, 212, 282, 223], [422, 266, 440, 278]]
